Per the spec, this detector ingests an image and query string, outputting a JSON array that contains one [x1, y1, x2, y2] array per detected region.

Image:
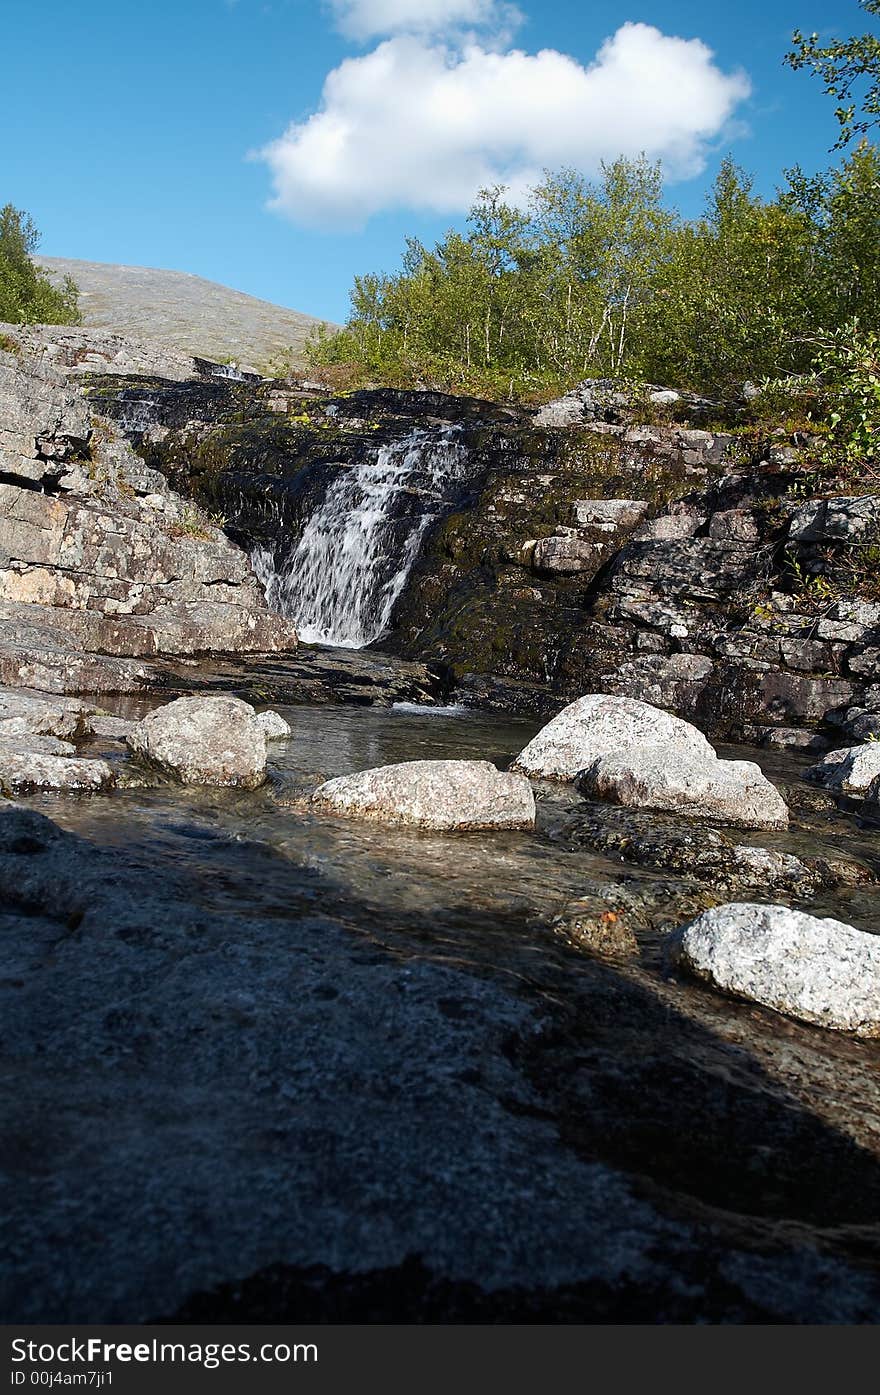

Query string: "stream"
[[6, 657, 879, 1323]]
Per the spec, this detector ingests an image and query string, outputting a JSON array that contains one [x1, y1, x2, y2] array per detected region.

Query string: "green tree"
[[786, 0, 880, 148], [783, 140, 880, 330], [0, 204, 80, 326], [641, 160, 815, 390]]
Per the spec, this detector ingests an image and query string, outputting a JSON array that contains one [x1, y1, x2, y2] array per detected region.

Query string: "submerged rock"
[[555, 804, 847, 896], [126, 695, 268, 789], [671, 902, 880, 1037], [312, 759, 536, 831]]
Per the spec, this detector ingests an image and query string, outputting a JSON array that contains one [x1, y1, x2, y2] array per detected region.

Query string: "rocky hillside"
[[37, 257, 336, 372]]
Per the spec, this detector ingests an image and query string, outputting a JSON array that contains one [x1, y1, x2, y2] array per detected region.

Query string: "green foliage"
[[311, 147, 880, 397], [808, 320, 880, 472], [642, 159, 815, 390], [786, 0, 880, 149], [0, 204, 80, 326], [305, 11, 880, 411]]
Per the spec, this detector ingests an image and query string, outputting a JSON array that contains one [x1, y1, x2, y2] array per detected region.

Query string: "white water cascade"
[[253, 426, 469, 648]]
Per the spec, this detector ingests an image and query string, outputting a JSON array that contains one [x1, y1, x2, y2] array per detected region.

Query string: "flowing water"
[[252, 427, 469, 647], [13, 676, 880, 1321]]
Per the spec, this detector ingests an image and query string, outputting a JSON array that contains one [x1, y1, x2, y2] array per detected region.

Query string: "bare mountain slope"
[[38, 257, 337, 372]]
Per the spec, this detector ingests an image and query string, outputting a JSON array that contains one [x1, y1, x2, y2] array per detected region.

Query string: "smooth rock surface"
[[127, 695, 268, 789], [312, 759, 536, 831], [672, 903, 880, 1037]]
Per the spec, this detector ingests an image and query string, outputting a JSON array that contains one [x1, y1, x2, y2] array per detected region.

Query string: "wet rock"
[[0, 745, 113, 793], [671, 903, 880, 1037], [805, 743, 880, 796], [255, 710, 292, 741], [743, 725, 830, 754], [579, 748, 788, 831], [87, 714, 137, 740], [127, 695, 268, 789], [553, 900, 639, 958], [312, 759, 536, 831], [557, 805, 821, 894], [513, 694, 715, 782]]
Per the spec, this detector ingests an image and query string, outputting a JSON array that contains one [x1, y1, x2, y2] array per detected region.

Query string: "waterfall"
[[254, 426, 468, 648]]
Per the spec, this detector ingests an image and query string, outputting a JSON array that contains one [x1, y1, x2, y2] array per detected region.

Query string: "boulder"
[[126, 695, 268, 789], [0, 687, 90, 740], [513, 694, 715, 782], [788, 496, 880, 543], [311, 759, 535, 831], [0, 745, 113, 793], [805, 743, 880, 796], [255, 710, 292, 741], [580, 749, 789, 831], [671, 902, 880, 1037], [515, 695, 787, 830]]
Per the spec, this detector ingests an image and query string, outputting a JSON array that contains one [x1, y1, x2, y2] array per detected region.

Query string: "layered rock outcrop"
[[0, 324, 297, 694]]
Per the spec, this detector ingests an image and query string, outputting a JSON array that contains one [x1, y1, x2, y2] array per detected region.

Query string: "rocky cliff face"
[[87, 362, 880, 749], [8, 323, 878, 749], [0, 324, 297, 693]]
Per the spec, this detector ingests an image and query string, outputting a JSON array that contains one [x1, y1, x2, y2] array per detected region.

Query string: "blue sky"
[[0, 0, 861, 324]]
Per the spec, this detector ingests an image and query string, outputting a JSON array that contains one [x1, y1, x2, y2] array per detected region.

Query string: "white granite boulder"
[[255, 709, 292, 741], [515, 694, 787, 831], [514, 694, 715, 782], [670, 902, 880, 1037], [312, 759, 536, 831], [126, 695, 269, 789], [581, 748, 789, 831]]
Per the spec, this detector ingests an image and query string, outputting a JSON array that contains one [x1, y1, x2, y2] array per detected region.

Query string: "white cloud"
[[259, 22, 751, 228], [327, 1, 518, 41]]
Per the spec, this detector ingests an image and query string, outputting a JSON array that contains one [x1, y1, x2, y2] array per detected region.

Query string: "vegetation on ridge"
[[0, 204, 80, 327], [308, 0, 880, 446]]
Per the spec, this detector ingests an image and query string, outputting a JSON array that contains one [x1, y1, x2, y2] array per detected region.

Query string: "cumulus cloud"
[[327, 1, 519, 41], [259, 22, 751, 228]]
